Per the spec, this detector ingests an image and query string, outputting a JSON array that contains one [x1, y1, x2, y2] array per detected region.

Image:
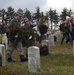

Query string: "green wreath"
[[22, 29, 35, 47], [8, 26, 35, 47], [8, 27, 24, 42], [40, 45, 49, 55]]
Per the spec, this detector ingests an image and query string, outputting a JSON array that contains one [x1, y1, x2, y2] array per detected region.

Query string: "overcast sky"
[[0, 0, 74, 13]]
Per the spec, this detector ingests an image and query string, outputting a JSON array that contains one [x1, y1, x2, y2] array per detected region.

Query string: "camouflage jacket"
[[9, 18, 21, 28], [8, 18, 23, 42]]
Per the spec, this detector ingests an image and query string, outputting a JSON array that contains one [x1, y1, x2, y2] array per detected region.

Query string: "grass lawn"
[[0, 33, 74, 75]]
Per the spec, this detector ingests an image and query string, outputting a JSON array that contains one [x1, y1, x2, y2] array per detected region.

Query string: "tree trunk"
[[51, 21, 53, 30]]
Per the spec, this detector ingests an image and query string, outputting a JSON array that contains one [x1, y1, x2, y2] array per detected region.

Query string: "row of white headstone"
[[0, 31, 59, 68], [0, 41, 74, 73], [0, 44, 40, 73], [1, 30, 61, 52], [1, 31, 74, 74], [27, 30, 61, 73]]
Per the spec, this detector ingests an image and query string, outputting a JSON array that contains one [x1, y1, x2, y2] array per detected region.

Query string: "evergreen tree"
[[7, 6, 15, 19], [53, 10, 59, 29], [68, 9, 73, 17], [45, 12, 49, 23], [24, 8, 31, 21], [60, 8, 68, 22], [48, 8, 54, 30], [2, 9, 6, 23], [34, 6, 41, 22]]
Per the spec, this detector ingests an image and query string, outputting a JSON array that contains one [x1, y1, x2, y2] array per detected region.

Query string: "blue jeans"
[[61, 32, 73, 45], [40, 34, 44, 43], [68, 32, 73, 45]]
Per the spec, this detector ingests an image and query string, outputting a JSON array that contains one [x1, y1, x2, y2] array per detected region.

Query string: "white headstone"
[[2, 33, 8, 50], [48, 34, 54, 46], [28, 46, 40, 73], [53, 31, 59, 41], [56, 31, 61, 36], [0, 44, 6, 66], [41, 40, 48, 46]]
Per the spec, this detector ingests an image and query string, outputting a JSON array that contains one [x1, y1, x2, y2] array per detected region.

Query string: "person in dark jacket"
[[7, 13, 28, 62], [61, 21, 73, 45]]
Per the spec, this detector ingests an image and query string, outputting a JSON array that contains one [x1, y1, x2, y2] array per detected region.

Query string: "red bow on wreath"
[[43, 27, 47, 33], [40, 46, 45, 52], [11, 27, 17, 34]]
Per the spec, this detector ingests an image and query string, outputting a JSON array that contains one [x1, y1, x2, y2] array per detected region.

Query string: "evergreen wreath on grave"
[[40, 45, 49, 55], [38, 24, 48, 34], [0, 53, 2, 66]]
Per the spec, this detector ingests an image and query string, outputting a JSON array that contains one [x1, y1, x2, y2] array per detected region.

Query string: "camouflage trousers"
[[8, 41, 24, 58]]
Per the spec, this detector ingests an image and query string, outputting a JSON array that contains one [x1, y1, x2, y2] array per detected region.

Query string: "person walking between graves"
[[7, 13, 28, 62], [69, 17, 74, 40], [65, 17, 73, 44], [22, 18, 36, 57], [38, 17, 47, 43], [60, 20, 73, 45]]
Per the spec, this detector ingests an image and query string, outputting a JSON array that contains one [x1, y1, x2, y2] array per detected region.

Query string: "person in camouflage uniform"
[[7, 13, 28, 62]]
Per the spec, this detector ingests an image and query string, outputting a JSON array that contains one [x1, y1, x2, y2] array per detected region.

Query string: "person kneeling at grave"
[[7, 13, 28, 62]]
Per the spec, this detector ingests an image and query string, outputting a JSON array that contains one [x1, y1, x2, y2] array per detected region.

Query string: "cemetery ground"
[[0, 32, 74, 75]]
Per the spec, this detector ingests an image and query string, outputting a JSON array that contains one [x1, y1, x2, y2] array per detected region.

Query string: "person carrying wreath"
[[7, 13, 28, 62]]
